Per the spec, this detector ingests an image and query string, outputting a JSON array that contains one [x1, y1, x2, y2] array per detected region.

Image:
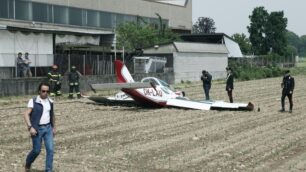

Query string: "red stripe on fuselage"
[[122, 88, 167, 108]]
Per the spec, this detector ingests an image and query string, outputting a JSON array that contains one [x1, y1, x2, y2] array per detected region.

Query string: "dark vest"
[[30, 97, 54, 130], [282, 75, 295, 93]]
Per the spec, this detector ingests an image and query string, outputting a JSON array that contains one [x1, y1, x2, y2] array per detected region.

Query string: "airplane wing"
[[166, 99, 254, 111], [166, 98, 211, 110], [91, 82, 152, 90]]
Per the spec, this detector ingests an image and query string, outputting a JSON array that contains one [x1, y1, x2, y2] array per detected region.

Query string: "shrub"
[[229, 65, 284, 81]]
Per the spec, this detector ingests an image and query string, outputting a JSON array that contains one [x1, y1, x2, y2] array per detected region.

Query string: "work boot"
[[279, 108, 285, 112], [24, 164, 30, 172]]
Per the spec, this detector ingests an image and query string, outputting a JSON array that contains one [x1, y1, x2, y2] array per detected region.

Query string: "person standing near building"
[[24, 52, 32, 77], [68, 65, 82, 99], [280, 70, 295, 113], [16, 52, 25, 77], [200, 70, 212, 100], [226, 67, 234, 103], [24, 82, 56, 172], [48, 65, 62, 96]]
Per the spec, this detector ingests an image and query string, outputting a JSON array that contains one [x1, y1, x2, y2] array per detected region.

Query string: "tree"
[[116, 22, 179, 52], [232, 33, 252, 55], [286, 31, 301, 49], [300, 35, 306, 57], [192, 17, 216, 34], [284, 45, 298, 58], [265, 11, 288, 55], [248, 7, 288, 56], [247, 7, 269, 55]]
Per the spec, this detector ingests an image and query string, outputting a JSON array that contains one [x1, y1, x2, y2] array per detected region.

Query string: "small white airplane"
[[89, 60, 254, 111]]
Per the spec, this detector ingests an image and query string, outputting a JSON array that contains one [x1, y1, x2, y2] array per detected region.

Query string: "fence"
[[0, 53, 123, 79], [0, 72, 174, 97], [229, 55, 297, 68]]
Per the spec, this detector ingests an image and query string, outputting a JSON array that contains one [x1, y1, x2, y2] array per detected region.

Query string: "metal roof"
[[180, 33, 243, 57], [173, 42, 229, 54], [180, 33, 235, 43], [5, 25, 113, 36]]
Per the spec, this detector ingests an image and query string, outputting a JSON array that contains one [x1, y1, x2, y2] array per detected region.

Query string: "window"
[[15, 0, 32, 21], [32, 3, 52, 23], [87, 10, 100, 27], [53, 5, 68, 24], [100, 11, 112, 28], [8, 0, 13, 18], [115, 14, 124, 26], [124, 15, 137, 23], [69, 7, 83, 26], [0, 0, 8, 18]]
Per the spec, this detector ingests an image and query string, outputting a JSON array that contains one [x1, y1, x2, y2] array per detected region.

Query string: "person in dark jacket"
[[201, 70, 212, 100], [16, 52, 25, 77], [226, 67, 234, 103], [68, 65, 82, 99], [47, 65, 62, 96], [23, 82, 56, 172], [280, 70, 295, 113]]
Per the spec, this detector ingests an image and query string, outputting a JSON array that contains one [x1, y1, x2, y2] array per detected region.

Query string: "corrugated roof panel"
[[174, 42, 229, 54], [224, 37, 243, 57]]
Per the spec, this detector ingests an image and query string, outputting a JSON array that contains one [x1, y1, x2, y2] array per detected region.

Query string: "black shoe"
[[289, 110, 292, 113], [279, 109, 285, 112], [24, 164, 31, 172]]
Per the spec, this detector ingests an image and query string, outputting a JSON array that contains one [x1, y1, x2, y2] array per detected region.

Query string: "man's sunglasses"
[[41, 90, 50, 93]]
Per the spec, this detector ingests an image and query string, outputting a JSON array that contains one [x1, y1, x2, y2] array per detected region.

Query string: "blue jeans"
[[26, 124, 54, 172]]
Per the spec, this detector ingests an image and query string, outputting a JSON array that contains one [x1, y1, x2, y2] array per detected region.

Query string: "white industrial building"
[[144, 42, 229, 83], [143, 33, 243, 83]]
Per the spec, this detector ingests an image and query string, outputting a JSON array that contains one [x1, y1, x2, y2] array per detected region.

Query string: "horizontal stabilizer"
[[166, 98, 211, 110], [91, 82, 152, 90]]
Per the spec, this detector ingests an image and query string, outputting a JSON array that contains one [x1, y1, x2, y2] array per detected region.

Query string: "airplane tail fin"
[[115, 60, 135, 83]]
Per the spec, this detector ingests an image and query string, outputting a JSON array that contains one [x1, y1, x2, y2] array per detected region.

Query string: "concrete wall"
[[0, 73, 174, 97], [173, 52, 228, 83]]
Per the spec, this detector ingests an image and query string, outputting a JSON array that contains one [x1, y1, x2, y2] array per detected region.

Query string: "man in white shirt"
[[24, 82, 56, 172]]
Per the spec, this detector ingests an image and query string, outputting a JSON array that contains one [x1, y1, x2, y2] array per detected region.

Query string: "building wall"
[[173, 52, 228, 83], [0, 0, 191, 32], [31, 0, 192, 31]]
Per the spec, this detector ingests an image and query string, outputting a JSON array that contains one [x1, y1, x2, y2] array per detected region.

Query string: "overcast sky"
[[192, 0, 306, 37]]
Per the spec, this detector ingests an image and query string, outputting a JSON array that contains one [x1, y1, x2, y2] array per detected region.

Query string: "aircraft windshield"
[[142, 78, 159, 86], [158, 79, 170, 88]]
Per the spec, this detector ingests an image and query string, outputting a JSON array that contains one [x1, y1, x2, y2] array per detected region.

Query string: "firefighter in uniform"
[[48, 65, 62, 96], [68, 65, 82, 99]]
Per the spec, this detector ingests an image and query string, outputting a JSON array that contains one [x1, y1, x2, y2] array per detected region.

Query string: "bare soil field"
[[1, 75, 306, 172]]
